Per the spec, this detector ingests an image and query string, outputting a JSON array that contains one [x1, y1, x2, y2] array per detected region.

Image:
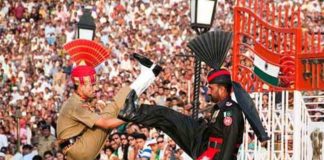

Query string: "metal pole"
[[16, 108, 20, 152], [177, 28, 208, 119], [191, 28, 208, 120], [174, 53, 202, 120], [192, 58, 201, 119]]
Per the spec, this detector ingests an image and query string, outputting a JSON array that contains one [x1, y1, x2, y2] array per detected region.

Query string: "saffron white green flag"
[[253, 54, 280, 86]]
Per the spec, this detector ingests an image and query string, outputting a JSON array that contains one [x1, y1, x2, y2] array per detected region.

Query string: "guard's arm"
[[94, 117, 125, 129], [73, 102, 126, 129]]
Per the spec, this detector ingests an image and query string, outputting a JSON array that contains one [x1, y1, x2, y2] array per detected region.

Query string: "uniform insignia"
[[223, 111, 232, 117], [223, 116, 233, 126], [226, 102, 232, 106]]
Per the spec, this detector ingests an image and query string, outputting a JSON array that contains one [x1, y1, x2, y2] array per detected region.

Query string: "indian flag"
[[253, 54, 280, 86]]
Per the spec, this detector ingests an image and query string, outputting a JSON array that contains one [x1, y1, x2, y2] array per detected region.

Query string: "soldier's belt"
[[208, 137, 241, 150], [208, 137, 223, 149], [59, 136, 81, 154]]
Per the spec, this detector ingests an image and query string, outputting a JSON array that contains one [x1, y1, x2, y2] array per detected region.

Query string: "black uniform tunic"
[[129, 97, 244, 160]]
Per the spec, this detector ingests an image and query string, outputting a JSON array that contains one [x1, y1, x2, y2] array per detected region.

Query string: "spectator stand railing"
[[303, 94, 324, 121], [303, 93, 324, 160], [238, 91, 317, 160], [238, 91, 296, 160], [232, 0, 323, 160], [293, 91, 313, 160]]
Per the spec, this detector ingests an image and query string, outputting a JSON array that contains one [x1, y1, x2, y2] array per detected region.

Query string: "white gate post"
[[293, 91, 302, 160]]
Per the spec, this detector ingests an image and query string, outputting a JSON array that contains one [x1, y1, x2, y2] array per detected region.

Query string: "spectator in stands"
[[32, 155, 43, 160], [43, 150, 54, 160], [55, 150, 65, 160], [110, 132, 123, 159], [140, 126, 150, 139], [146, 139, 158, 160], [126, 123, 140, 134], [126, 133, 136, 160], [313, 112, 324, 121], [163, 139, 177, 160], [156, 135, 166, 160], [120, 133, 129, 160], [22, 144, 36, 160], [105, 146, 117, 160], [37, 125, 56, 157], [262, 94, 269, 110], [134, 133, 151, 159], [0, 127, 8, 151]]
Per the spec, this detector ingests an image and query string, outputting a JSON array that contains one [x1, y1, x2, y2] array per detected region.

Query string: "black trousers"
[[131, 104, 211, 159]]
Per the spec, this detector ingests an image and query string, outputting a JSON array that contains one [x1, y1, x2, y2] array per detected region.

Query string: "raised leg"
[[129, 104, 210, 158]]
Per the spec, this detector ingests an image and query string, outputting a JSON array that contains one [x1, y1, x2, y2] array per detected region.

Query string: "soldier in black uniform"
[[118, 69, 259, 160]]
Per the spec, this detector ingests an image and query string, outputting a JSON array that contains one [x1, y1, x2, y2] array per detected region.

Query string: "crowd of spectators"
[[0, 0, 323, 160]]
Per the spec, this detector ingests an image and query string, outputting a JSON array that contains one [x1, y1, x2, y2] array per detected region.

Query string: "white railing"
[[237, 91, 322, 160], [293, 91, 312, 160], [302, 94, 324, 160], [302, 95, 324, 120]]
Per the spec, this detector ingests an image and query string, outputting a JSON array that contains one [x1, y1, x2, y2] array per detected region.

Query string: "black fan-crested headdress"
[[188, 29, 270, 142], [188, 29, 233, 70]]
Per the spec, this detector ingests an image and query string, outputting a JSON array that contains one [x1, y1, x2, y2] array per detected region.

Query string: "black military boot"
[[118, 53, 163, 121], [117, 90, 139, 121], [133, 53, 163, 76]]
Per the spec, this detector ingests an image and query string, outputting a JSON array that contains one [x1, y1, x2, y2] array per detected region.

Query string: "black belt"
[[59, 136, 79, 150]]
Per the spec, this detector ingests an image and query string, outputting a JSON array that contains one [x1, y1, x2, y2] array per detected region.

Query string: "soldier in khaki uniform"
[[37, 125, 56, 157], [56, 47, 162, 160]]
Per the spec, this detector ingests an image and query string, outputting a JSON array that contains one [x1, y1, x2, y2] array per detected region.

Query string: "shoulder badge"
[[223, 116, 233, 126], [223, 111, 233, 126], [226, 102, 232, 106], [223, 111, 232, 117]]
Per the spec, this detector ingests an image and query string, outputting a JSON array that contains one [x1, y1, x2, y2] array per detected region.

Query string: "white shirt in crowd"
[[65, 29, 75, 43], [109, 66, 119, 80], [43, 62, 53, 78], [22, 150, 38, 160], [0, 134, 8, 150]]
